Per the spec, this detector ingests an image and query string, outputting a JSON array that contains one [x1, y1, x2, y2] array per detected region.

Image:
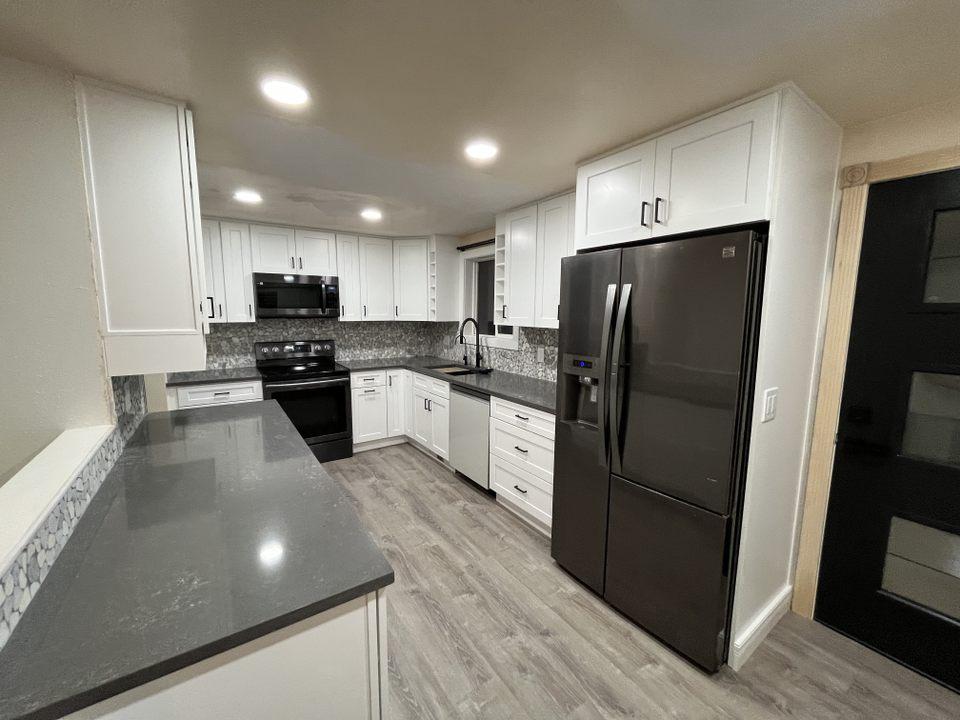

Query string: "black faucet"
[[456, 317, 483, 368]]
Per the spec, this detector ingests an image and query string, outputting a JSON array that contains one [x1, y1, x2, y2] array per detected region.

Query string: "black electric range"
[[255, 340, 352, 461]]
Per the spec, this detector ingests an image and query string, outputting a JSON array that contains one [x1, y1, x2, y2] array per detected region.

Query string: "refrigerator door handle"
[[609, 283, 632, 474], [597, 283, 618, 465]]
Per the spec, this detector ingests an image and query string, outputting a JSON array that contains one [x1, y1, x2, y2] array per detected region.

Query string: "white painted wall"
[[0, 55, 112, 486], [841, 91, 960, 166], [729, 88, 842, 669]]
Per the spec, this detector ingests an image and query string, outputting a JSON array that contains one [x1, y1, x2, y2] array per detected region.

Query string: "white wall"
[[729, 88, 842, 668], [841, 92, 960, 166], [0, 55, 112, 486]]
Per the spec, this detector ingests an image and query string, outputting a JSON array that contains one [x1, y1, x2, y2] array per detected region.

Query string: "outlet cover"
[[761, 387, 779, 423], [536, 347, 545, 363]]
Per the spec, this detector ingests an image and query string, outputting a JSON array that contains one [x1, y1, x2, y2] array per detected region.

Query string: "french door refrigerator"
[[551, 229, 764, 671]]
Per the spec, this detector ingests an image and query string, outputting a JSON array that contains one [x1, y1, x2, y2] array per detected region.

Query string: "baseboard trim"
[[729, 584, 792, 671], [353, 437, 407, 453]]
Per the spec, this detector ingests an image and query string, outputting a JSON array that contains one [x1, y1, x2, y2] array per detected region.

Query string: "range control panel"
[[255, 339, 335, 359]]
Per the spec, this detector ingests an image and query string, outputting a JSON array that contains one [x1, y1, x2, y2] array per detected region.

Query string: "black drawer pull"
[[514, 445, 528, 454], [364, 389, 376, 394], [514, 414, 529, 421], [513, 484, 528, 494]]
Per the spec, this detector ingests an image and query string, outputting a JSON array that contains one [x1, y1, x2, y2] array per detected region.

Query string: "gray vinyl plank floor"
[[325, 444, 960, 720]]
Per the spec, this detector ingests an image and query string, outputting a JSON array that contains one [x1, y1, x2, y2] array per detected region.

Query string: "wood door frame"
[[792, 145, 960, 618]]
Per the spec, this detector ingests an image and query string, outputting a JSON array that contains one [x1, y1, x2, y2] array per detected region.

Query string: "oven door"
[[263, 376, 352, 444]]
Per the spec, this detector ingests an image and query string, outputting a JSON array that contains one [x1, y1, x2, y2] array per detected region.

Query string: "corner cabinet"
[[76, 80, 207, 376], [386, 369, 407, 437], [393, 237, 430, 321], [534, 193, 575, 328], [502, 204, 538, 326], [358, 236, 395, 321], [575, 92, 779, 250]]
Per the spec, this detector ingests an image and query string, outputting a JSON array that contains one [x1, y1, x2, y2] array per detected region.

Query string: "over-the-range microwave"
[[253, 273, 340, 319]]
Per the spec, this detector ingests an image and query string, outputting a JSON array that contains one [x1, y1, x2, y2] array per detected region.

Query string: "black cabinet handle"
[[427, 399, 432, 412], [218, 303, 222, 318], [423, 398, 427, 410], [341, 305, 344, 317], [514, 445, 528, 454], [299, 257, 303, 270], [502, 304, 507, 319], [363, 305, 367, 316], [395, 305, 399, 317], [248, 303, 252, 316], [290, 256, 295, 268], [364, 389, 376, 394], [513, 484, 528, 495], [205, 297, 215, 319], [640, 200, 651, 227], [654, 197, 665, 224], [514, 414, 529, 421]]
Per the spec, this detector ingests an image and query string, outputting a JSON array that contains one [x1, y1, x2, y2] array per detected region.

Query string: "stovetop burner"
[[254, 339, 348, 381]]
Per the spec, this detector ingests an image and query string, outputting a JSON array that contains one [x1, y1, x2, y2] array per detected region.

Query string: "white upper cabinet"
[[393, 237, 430, 321], [336, 234, 362, 321], [76, 80, 206, 376], [575, 91, 780, 249], [534, 193, 575, 329], [652, 93, 778, 237], [201, 219, 226, 325], [220, 222, 255, 323], [575, 140, 655, 250], [295, 229, 337, 275], [503, 204, 538, 326], [358, 236, 394, 321], [250, 224, 297, 273]]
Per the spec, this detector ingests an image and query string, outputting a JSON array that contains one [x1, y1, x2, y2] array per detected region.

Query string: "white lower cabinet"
[[351, 386, 388, 443], [165, 380, 263, 410], [409, 373, 450, 460], [386, 369, 406, 437], [490, 454, 554, 529]]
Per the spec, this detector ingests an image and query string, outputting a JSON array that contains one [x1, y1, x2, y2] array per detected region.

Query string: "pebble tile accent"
[[0, 375, 145, 652], [206, 320, 559, 381]]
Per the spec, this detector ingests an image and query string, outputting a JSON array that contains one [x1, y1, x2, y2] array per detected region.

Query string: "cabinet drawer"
[[490, 455, 552, 527], [490, 418, 554, 484], [350, 371, 386, 389], [176, 380, 263, 408], [490, 397, 555, 440], [412, 372, 450, 398]]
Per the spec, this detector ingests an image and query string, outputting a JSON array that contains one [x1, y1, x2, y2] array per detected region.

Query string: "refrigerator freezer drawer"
[[491, 455, 553, 527], [490, 397, 555, 440], [604, 475, 731, 672], [490, 418, 555, 484]]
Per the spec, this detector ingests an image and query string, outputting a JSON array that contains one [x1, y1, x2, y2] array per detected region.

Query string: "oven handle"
[[264, 377, 350, 392]]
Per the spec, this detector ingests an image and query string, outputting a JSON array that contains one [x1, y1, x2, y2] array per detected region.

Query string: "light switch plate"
[[536, 347, 545, 363], [761, 387, 779, 423]]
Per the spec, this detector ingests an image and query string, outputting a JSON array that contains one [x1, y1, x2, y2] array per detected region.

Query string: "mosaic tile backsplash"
[[0, 375, 146, 651], [206, 320, 559, 382]]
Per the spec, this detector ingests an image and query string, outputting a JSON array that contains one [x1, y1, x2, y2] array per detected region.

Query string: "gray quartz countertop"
[[0, 402, 394, 720], [166, 365, 261, 386], [341, 356, 558, 413]]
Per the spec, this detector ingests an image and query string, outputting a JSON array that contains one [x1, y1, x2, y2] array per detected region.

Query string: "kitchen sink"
[[425, 365, 492, 376]]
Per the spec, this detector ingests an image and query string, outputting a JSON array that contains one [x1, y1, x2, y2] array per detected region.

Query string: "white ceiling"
[[3, 0, 960, 236]]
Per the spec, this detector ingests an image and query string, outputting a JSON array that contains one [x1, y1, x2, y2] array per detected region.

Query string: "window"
[[460, 246, 517, 350]]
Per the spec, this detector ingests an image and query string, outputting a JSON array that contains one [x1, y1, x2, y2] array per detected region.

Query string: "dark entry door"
[[817, 168, 960, 691]]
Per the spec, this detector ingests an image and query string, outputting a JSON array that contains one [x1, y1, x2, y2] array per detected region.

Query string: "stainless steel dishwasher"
[[450, 386, 490, 489]]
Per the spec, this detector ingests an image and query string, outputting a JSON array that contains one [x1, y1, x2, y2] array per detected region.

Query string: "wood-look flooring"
[[326, 444, 960, 720]]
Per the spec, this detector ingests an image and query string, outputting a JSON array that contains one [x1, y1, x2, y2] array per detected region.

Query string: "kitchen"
[[2, 2, 960, 719]]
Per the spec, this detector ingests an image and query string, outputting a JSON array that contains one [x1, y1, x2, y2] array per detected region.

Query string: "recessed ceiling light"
[[360, 207, 383, 222], [233, 188, 263, 204], [464, 139, 499, 162], [260, 77, 310, 107]]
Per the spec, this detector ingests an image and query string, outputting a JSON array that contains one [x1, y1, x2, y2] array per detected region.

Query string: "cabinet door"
[[336, 234, 362, 321], [652, 93, 778, 237], [402, 371, 414, 437], [351, 387, 387, 443], [393, 237, 429, 321], [429, 393, 450, 460], [250, 224, 297, 273], [220, 221, 255, 323], [575, 140, 655, 250], [386, 370, 405, 437], [359, 237, 395, 321], [77, 81, 207, 375], [201, 219, 226, 324], [534, 193, 574, 329], [412, 389, 433, 447], [296, 229, 337, 275], [503, 205, 538, 327]]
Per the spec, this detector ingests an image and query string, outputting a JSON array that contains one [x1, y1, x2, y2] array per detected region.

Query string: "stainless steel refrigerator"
[[551, 229, 765, 671]]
